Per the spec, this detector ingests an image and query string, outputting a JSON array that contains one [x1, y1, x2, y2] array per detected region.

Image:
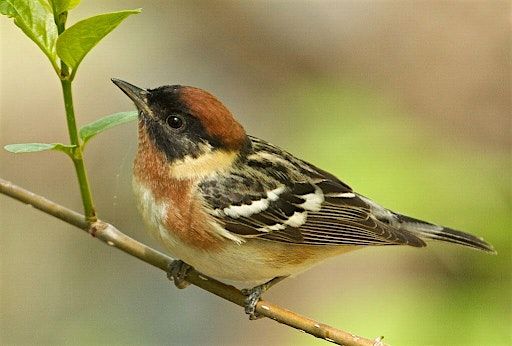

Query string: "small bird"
[[112, 79, 495, 319]]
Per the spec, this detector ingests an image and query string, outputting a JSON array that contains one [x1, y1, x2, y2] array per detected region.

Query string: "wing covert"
[[199, 136, 425, 248]]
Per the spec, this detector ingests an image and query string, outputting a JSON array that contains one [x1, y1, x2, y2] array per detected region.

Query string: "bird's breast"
[[132, 177, 226, 251], [132, 130, 226, 252]]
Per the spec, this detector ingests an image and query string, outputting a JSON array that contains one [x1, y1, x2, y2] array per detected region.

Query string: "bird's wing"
[[199, 136, 425, 247]]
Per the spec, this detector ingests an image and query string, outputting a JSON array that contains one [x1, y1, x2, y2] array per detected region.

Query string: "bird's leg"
[[167, 260, 192, 289], [241, 276, 288, 320]]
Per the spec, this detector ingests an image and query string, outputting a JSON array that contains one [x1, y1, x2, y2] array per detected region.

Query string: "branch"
[[0, 177, 385, 346]]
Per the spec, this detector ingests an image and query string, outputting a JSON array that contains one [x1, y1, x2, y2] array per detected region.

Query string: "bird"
[[112, 78, 495, 319]]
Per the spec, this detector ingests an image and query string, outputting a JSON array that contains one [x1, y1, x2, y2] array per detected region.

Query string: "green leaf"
[[0, 0, 58, 68], [49, 0, 80, 15], [56, 9, 141, 73], [4, 143, 75, 155], [79, 111, 138, 144]]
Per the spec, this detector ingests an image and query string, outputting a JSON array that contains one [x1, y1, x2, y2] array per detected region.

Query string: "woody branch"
[[0, 177, 384, 346]]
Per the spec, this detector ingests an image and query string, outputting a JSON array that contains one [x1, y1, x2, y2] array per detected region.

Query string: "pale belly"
[[159, 229, 358, 285], [133, 179, 359, 286]]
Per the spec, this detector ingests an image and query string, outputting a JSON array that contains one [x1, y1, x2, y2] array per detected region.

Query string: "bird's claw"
[[241, 286, 264, 320], [167, 260, 192, 289], [240, 276, 287, 320]]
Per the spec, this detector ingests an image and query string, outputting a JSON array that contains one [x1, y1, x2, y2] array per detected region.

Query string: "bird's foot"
[[241, 276, 288, 320], [241, 285, 265, 320], [167, 260, 192, 289]]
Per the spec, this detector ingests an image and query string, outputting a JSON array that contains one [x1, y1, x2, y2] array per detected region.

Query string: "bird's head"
[[112, 79, 249, 179]]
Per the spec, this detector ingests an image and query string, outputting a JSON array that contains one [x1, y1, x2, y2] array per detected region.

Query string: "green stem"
[[60, 79, 96, 221], [53, 10, 96, 221]]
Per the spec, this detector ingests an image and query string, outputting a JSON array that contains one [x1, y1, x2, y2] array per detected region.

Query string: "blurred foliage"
[[278, 80, 511, 345]]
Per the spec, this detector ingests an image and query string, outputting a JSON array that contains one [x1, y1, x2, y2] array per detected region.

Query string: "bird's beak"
[[111, 78, 152, 117]]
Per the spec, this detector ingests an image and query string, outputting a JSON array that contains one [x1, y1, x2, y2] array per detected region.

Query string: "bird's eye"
[[165, 115, 184, 130]]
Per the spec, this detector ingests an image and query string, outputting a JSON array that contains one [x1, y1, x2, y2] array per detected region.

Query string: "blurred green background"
[[1, 1, 510, 345]]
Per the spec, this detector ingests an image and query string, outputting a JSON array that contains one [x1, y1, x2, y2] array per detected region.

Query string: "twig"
[[0, 177, 385, 346]]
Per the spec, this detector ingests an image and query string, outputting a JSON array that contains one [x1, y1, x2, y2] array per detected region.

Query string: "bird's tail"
[[397, 214, 496, 254]]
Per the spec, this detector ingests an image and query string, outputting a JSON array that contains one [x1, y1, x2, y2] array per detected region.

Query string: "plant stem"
[[60, 79, 96, 221], [53, 11, 96, 221]]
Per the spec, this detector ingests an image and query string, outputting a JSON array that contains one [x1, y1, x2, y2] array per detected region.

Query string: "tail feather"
[[397, 214, 496, 254]]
